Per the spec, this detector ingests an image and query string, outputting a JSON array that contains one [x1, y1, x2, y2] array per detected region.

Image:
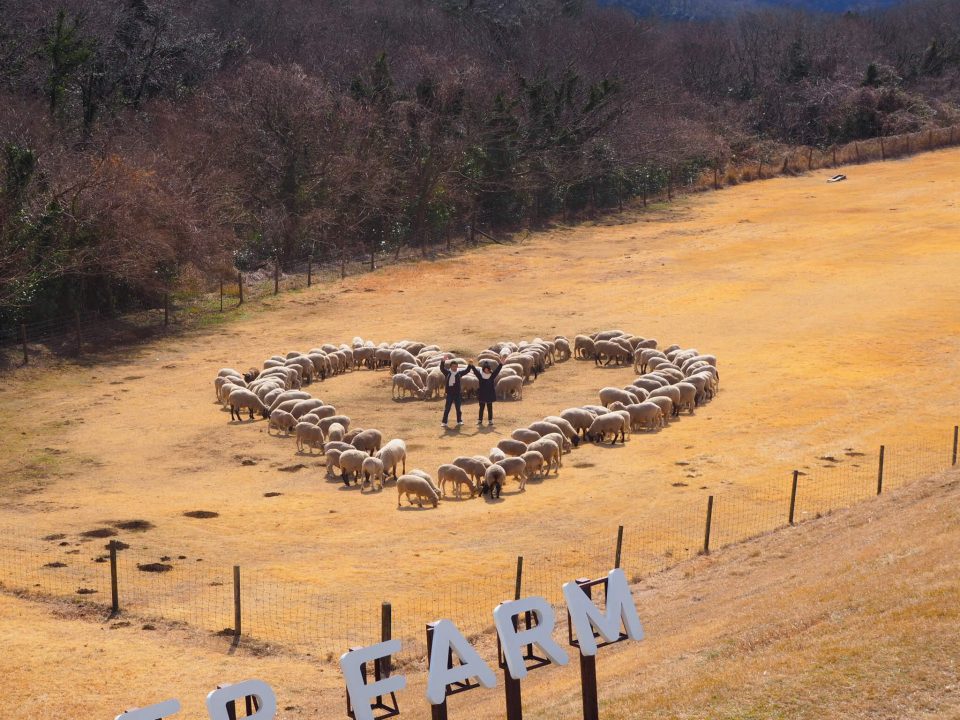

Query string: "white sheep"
[[520, 450, 545, 484], [228, 388, 268, 422], [362, 456, 386, 491], [295, 422, 326, 452], [496, 438, 528, 457], [496, 457, 528, 490], [268, 409, 298, 436], [396, 474, 440, 508], [438, 464, 476, 499], [338, 448, 368, 486], [350, 429, 383, 455], [527, 438, 561, 474], [586, 413, 628, 445], [392, 373, 425, 400], [378, 439, 407, 480], [496, 375, 523, 400], [327, 422, 346, 442], [599, 387, 639, 408]]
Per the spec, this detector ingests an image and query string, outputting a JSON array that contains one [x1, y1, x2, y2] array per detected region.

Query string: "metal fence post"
[[273, 261, 280, 295], [877, 445, 886, 495], [514, 556, 523, 600], [788, 470, 799, 525], [109, 540, 119, 614], [615, 525, 624, 569], [237, 272, 243, 305], [952, 426, 958, 466], [233, 565, 241, 639], [20, 322, 28, 365], [703, 496, 714, 554]]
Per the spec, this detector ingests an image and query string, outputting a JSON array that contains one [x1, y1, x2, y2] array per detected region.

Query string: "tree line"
[[1, 0, 958, 327]]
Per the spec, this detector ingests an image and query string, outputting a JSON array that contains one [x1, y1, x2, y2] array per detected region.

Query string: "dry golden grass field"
[[2, 148, 959, 719]]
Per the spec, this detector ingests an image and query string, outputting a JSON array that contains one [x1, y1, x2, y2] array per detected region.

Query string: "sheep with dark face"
[[480, 464, 507, 499]]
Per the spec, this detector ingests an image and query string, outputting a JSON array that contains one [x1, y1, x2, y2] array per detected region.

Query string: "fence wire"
[[0, 429, 956, 662]]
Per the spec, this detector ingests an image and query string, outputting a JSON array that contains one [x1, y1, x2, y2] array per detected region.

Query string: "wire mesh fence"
[[5, 123, 960, 362], [1, 427, 955, 664]]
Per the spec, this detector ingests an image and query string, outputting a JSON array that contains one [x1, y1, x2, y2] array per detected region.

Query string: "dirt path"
[[1, 148, 959, 651]]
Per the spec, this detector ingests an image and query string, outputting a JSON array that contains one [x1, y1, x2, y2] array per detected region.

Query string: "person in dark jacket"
[[440, 355, 473, 427], [471, 360, 503, 425]]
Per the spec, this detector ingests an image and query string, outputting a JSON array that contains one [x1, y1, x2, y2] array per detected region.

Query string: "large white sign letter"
[[115, 699, 181, 720], [340, 640, 407, 720], [562, 569, 644, 657], [206, 680, 276, 720], [426, 619, 497, 704], [493, 596, 569, 680]]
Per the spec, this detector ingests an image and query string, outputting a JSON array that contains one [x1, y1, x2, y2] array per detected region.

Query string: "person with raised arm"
[[471, 359, 503, 426], [440, 354, 473, 428]]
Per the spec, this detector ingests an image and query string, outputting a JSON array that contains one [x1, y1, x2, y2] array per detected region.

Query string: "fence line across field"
[[0, 426, 955, 663], [5, 123, 960, 363]]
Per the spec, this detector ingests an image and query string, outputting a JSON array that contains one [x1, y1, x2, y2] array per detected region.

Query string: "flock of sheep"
[[212, 331, 718, 509]]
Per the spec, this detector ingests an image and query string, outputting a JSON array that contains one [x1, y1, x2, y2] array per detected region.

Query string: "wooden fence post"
[[273, 261, 279, 295], [109, 540, 119, 614], [953, 426, 958, 466], [163, 293, 169, 327], [576, 578, 600, 720], [876, 445, 885, 495], [788, 470, 799, 525], [74, 310, 82, 355], [854, 142, 861, 163], [703, 496, 714, 554], [307, 258, 312, 288], [20, 322, 28, 365], [381, 601, 393, 681], [880, 135, 886, 160], [219, 280, 224, 312], [233, 565, 241, 639]]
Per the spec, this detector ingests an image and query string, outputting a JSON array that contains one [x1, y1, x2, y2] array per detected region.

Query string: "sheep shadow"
[[396, 504, 438, 511], [228, 418, 264, 426]]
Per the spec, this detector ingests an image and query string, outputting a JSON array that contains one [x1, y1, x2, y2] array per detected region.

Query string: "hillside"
[[1, 145, 959, 718]]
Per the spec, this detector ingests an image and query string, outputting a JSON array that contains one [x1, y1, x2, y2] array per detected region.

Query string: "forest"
[[1, 0, 958, 326]]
